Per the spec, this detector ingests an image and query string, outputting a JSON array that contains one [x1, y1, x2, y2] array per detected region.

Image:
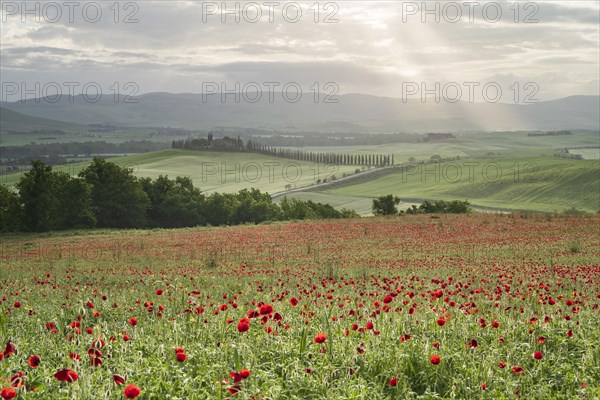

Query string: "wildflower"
[[54, 369, 79, 382], [124, 384, 141, 399], [314, 333, 327, 344], [27, 355, 41, 368]]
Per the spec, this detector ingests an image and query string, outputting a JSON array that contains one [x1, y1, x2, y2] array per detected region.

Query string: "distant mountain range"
[[1, 93, 598, 133]]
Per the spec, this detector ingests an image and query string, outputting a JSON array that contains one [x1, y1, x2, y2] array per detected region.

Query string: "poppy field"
[[0, 214, 599, 399]]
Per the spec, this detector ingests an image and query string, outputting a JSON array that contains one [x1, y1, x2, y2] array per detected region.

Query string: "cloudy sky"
[[1, 0, 599, 102]]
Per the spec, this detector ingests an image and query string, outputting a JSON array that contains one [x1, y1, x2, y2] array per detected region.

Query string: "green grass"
[[568, 148, 600, 160], [324, 156, 600, 213], [1, 149, 359, 194]]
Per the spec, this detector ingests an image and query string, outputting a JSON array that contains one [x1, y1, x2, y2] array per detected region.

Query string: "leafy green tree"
[[419, 200, 438, 213], [79, 158, 150, 228], [54, 172, 96, 229], [0, 184, 21, 231], [445, 200, 471, 214], [231, 188, 280, 224], [141, 175, 205, 228], [16, 160, 59, 231], [339, 208, 360, 218], [372, 195, 400, 216], [280, 197, 315, 220], [203, 192, 237, 226], [15, 161, 95, 231]]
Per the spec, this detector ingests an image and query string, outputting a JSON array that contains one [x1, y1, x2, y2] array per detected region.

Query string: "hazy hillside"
[[2, 94, 598, 132], [0, 107, 88, 133]]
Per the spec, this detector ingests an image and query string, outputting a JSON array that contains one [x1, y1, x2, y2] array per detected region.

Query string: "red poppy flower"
[[88, 348, 102, 358], [27, 355, 41, 368], [480, 383, 487, 390], [383, 295, 393, 304], [259, 304, 273, 315], [389, 377, 398, 386], [491, 321, 500, 328], [54, 369, 79, 382], [176, 352, 187, 362], [228, 385, 241, 395], [290, 297, 299, 306], [533, 351, 543, 360], [237, 319, 250, 333], [90, 357, 102, 367], [436, 318, 446, 326], [230, 372, 243, 383], [314, 333, 327, 344], [123, 384, 141, 398], [128, 317, 138, 326], [239, 369, 251, 379], [69, 352, 81, 361], [174, 347, 185, 354], [512, 365, 524, 374], [1, 387, 17, 400], [9, 372, 24, 388], [156, 289, 163, 295], [430, 354, 441, 365], [113, 374, 126, 385], [3, 342, 17, 357], [468, 338, 478, 348], [13, 302, 20, 309], [498, 361, 507, 368]]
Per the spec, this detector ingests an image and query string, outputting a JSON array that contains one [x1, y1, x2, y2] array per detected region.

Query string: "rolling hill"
[[318, 156, 600, 213], [2, 94, 598, 132], [0, 107, 88, 133]]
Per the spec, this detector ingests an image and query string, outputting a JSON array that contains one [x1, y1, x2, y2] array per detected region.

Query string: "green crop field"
[[320, 156, 599, 213], [282, 131, 599, 163], [1, 149, 359, 194]]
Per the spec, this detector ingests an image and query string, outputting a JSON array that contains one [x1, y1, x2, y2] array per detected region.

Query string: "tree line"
[[372, 195, 471, 216], [172, 134, 394, 167], [1, 141, 170, 170], [0, 159, 359, 232], [246, 140, 394, 167]]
